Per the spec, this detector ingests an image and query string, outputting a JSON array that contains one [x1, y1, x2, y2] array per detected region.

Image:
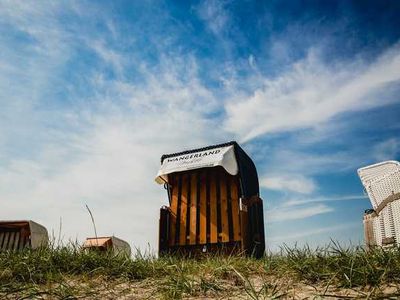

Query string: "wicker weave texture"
[[358, 161, 400, 209]]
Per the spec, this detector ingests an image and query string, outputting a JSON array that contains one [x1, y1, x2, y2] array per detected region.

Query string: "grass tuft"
[[2, 242, 400, 298]]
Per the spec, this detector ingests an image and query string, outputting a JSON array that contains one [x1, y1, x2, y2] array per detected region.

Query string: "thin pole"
[[85, 204, 98, 241]]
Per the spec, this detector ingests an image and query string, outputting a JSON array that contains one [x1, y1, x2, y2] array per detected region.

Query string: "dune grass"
[[1, 242, 400, 299]]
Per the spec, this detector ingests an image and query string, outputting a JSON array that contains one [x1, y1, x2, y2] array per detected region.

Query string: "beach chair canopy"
[[155, 141, 259, 198], [83, 236, 131, 256], [83, 237, 113, 248], [358, 160, 400, 209]]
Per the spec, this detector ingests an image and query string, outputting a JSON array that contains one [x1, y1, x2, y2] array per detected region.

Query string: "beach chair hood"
[[155, 141, 259, 198]]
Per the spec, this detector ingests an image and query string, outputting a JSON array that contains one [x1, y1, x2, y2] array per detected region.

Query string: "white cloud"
[[262, 148, 369, 177], [260, 174, 316, 194], [268, 222, 358, 242], [284, 194, 368, 207], [90, 40, 124, 77], [224, 45, 400, 142], [0, 73, 222, 251], [372, 138, 400, 162], [0, 2, 226, 251], [0, 49, 229, 248], [196, 0, 230, 36], [248, 54, 256, 70], [266, 204, 333, 222]]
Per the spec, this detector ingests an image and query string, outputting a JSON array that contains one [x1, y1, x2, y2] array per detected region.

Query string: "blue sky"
[[0, 1, 399, 252]]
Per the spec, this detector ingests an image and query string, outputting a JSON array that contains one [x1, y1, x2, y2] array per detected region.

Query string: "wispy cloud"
[[196, 0, 230, 36], [372, 138, 400, 162], [267, 204, 333, 223], [224, 45, 400, 142], [284, 195, 368, 207], [269, 222, 359, 242], [0, 2, 226, 249], [260, 174, 316, 194]]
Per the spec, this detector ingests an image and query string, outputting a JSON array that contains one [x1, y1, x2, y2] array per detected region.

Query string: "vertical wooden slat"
[[189, 172, 197, 245], [196, 173, 201, 244], [9, 232, 14, 249], [19, 235, 27, 250], [169, 175, 178, 246], [220, 171, 230, 242], [206, 171, 211, 244], [179, 173, 188, 245], [2, 232, 10, 250], [226, 175, 234, 241], [199, 171, 207, 244], [230, 176, 241, 242], [13, 232, 20, 251], [1, 232, 7, 249], [210, 169, 218, 243], [5, 232, 12, 249], [10, 232, 16, 250], [185, 173, 192, 244], [0, 232, 4, 249], [175, 174, 183, 245], [216, 170, 222, 242]]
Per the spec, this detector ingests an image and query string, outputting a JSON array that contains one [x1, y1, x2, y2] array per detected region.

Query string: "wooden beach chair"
[[83, 236, 131, 256], [155, 141, 265, 258]]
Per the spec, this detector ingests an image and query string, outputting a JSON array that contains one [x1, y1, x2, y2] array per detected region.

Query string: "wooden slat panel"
[[179, 173, 188, 245], [210, 169, 218, 243], [169, 175, 178, 246], [199, 171, 207, 244], [220, 171, 230, 242], [165, 168, 244, 249], [189, 172, 197, 245], [230, 176, 241, 242]]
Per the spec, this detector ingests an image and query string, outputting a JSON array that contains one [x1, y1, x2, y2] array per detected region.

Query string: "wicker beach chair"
[[358, 161, 400, 248], [0, 220, 48, 251]]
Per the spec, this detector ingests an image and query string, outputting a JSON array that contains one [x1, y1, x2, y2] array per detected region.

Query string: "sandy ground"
[[1, 276, 400, 299]]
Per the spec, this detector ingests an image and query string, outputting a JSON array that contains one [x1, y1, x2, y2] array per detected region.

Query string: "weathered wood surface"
[[167, 168, 242, 247]]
